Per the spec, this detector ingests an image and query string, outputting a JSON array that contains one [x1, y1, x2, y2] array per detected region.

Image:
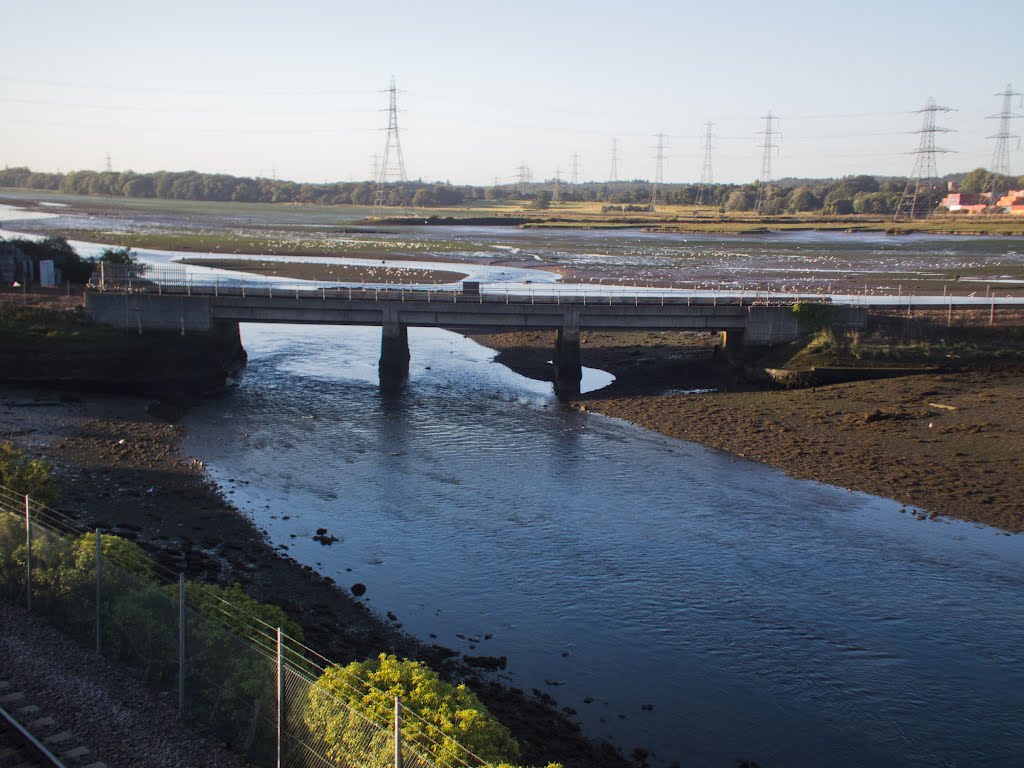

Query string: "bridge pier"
[[379, 320, 410, 389], [554, 324, 582, 397]]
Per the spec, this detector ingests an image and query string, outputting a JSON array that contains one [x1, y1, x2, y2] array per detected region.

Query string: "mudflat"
[[470, 328, 1024, 533], [586, 368, 1024, 533]]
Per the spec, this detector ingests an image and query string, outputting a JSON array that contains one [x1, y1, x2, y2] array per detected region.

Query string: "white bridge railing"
[[89, 263, 805, 308]]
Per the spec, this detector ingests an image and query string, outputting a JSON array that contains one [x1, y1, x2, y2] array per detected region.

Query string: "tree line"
[[1, 165, 1020, 214]]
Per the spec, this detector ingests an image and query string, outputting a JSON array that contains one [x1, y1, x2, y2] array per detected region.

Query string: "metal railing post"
[[24, 495, 31, 611], [179, 574, 186, 713], [96, 529, 102, 654], [394, 696, 403, 768], [277, 628, 284, 768]]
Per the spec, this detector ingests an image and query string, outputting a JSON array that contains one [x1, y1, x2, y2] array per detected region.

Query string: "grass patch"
[[781, 326, 1024, 369], [0, 304, 124, 342]]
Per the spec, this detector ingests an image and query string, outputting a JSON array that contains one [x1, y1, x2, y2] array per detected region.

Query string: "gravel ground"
[[0, 601, 243, 768]]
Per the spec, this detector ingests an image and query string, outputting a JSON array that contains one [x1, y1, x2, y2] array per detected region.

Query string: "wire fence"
[[0, 484, 490, 768]]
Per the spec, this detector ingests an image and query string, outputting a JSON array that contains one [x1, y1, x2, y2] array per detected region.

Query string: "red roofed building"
[[939, 191, 989, 214], [996, 190, 1024, 215]]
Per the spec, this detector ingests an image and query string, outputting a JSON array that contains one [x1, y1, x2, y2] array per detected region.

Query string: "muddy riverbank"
[[0, 391, 629, 768], [469, 329, 1024, 533]]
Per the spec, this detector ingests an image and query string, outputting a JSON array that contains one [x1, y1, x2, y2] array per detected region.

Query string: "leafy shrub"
[[97, 247, 137, 265], [5, 237, 95, 283], [792, 301, 839, 331], [0, 443, 56, 504], [305, 653, 520, 768]]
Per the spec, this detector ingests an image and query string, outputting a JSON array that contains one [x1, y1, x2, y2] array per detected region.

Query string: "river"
[[182, 322, 1024, 768]]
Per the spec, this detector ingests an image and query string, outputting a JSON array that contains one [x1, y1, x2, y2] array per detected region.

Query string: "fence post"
[[95, 529, 102, 654], [277, 628, 284, 768], [179, 574, 186, 714], [100, 262, 105, 291], [394, 696, 403, 768], [24, 495, 31, 612]]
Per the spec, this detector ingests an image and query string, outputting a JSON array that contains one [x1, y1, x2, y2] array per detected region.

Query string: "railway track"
[[0, 681, 105, 768]]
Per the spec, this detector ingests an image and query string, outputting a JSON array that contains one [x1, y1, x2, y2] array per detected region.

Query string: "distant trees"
[[3, 164, 1011, 214], [530, 190, 552, 209], [725, 188, 755, 212], [787, 187, 820, 212]]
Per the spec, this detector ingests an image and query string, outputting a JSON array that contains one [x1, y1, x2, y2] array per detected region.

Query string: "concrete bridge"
[[85, 282, 866, 393]]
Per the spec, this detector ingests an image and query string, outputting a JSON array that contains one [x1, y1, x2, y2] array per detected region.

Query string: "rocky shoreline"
[[0, 390, 631, 768]]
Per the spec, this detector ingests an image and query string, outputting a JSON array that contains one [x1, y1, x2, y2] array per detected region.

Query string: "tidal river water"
[[182, 322, 1024, 768]]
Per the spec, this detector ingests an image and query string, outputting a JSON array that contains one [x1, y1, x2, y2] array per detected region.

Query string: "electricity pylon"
[[893, 97, 954, 220], [983, 84, 1022, 212], [650, 133, 668, 212], [695, 122, 714, 206], [754, 112, 780, 215], [373, 76, 407, 215]]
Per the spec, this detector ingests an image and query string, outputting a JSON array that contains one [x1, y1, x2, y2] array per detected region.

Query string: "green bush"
[[305, 653, 520, 768], [0, 443, 57, 504], [97, 247, 137, 266], [792, 301, 839, 331]]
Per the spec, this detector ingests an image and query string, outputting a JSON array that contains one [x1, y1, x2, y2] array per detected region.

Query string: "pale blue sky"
[[1, 0, 1019, 186]]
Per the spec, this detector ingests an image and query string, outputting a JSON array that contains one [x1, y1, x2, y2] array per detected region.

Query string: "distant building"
[[996, 190, 1024, 215], [0, 242, 33, 284], [939, 191, 990, 214]]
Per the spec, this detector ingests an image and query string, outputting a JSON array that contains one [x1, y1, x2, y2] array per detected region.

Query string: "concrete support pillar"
[[554, 323, 582, 398], [720, 329, 745, 364], [379, 317, 410, 389]]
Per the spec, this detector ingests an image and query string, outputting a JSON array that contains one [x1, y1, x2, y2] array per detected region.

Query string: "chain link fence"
[[0, 485, 490, 768]]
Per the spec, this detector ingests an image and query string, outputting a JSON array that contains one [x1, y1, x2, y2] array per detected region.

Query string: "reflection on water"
[[184, 324, 1024, 767]]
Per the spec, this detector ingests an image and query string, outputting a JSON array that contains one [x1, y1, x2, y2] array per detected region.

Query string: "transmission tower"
[[570, 153, 582, 185], [373, 76, 407, 215], [609, 139, 619, 183], [983, 83, 1023, 211], [650, 133, 668, 212], [552, 167, 562, 203], [105, 153, 112, 173], [695, 122, 715, 206], [515, 162, 532, 196], [754, 111, 780, 215], [893, 97, 954, 220], [370, 154, 381, 183]]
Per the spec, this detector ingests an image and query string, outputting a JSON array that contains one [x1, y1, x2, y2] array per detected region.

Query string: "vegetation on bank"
[[1, 235, 140, 284], [764, 323, 1024, 371], [0, 443, 56, 504], [308, 654, 556, 768], [0, 477, 551, 768], [0, 303, 125, 342]]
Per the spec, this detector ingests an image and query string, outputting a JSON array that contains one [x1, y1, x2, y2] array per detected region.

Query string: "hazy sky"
[[1, 0, 1020, 186]]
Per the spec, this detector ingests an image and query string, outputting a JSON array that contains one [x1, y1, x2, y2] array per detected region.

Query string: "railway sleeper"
[[0, 680, 105, 768]]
